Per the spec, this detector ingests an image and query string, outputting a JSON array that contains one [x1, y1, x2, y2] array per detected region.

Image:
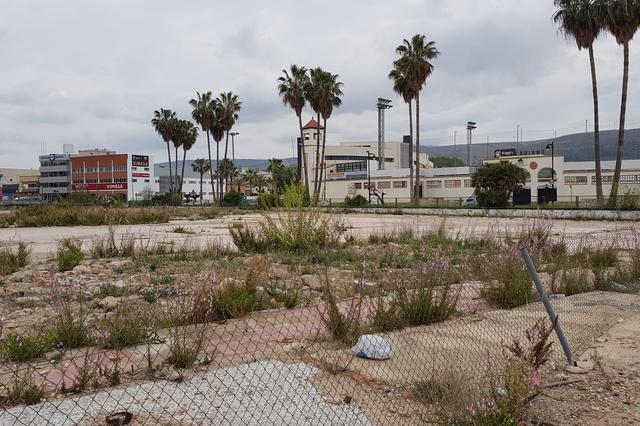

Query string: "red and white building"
[[71, 150, 155, 201]]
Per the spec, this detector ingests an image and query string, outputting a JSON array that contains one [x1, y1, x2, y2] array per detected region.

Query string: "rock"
[[111, 280, 126, 289], [301, 275, 323, 290], [157, 365, 182, 381], [14, 296, 44, 308], [73, 265, 91, 275], [274, 279, 298, 291], [352, 335, 393, 360], [98, 296, 120, 311], [566, 364, 590, 374]]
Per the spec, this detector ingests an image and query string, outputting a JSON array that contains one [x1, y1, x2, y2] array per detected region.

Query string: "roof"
[[302, 118, 324, 130]]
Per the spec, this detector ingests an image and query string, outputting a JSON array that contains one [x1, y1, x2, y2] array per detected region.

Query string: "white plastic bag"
[[351, 335, 393, 360]]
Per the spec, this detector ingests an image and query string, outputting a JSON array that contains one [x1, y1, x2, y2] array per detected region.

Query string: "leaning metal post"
[[520, 247, 575, 365]]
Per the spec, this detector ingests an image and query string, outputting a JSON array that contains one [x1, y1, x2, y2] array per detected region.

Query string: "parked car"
[[463, 195, 478, 208]]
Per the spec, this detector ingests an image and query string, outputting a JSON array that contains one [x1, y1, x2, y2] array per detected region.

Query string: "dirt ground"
[[527, 314, 640, 425]]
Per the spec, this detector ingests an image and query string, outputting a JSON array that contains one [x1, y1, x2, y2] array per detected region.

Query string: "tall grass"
[[0, 243, 30, 276], [57, 238, 85, 272], [481, 247, 535, 309]]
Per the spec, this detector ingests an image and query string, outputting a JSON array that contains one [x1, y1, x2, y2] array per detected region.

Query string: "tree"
[[278, 65, 311, 194], [217, 92, 242, 199], [305, 68, 343, 200], [430, 156, 465, 168], [267, 158, 286, 194], [189, 92, 217, 203], [471, 162, 528, 208], [210, 103, 226, 201], [393, 35, 440, 203], [255, 174, 269, 193], [554, 0, 605, 204], [389, 67, 416, 203], [151, 109, 177, 193], [603, 0, 640, 206], [243, 168, 259, 194], [191, 158, 210, 204], [177, 120, 198, 194]]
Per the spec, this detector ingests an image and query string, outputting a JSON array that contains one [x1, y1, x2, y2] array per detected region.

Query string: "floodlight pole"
[[466, 121, 477, 167], [376, 98, 392, 170]]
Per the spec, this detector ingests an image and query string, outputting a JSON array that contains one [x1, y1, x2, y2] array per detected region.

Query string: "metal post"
[[520, 247, 574, 364], [366, 150, 372, 204]]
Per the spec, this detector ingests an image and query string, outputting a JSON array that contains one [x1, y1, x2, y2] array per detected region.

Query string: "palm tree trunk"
[[589, 45, 603, 205], [199, 172, 203, 205], [318, 118, 328, 200], [206, 131, 215, 204], [608, 41, 629, 207], [216, 140, 220, 203], [180, 149, 187, 194], [166, 142, 173, 194], [298, 114, 310, 195], [223, 131, 230, 200], [174, 146, 179, 190], [414, 93, 421, 204], [408, 100, 414, 204], [313, 112, 321, 199]]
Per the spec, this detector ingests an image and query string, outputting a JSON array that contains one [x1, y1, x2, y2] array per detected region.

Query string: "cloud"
[[1, 0, 639, 169]]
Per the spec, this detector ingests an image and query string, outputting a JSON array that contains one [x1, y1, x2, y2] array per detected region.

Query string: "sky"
[[1, 0, 640, 169]]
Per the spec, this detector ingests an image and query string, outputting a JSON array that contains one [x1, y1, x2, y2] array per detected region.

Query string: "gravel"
[[1, 361, 372, 425]]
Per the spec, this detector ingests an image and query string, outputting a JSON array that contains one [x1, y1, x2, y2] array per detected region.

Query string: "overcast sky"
[[2, 0, 640, 169]]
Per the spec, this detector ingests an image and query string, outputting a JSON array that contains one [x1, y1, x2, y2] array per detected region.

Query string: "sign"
[[494, 149, 517, 158], [72, 183, 128, 192], [49, 154, 56, 161], [132, 172, 150, 178], [132, 155, 149, 167], [529, 161, 538, 170]]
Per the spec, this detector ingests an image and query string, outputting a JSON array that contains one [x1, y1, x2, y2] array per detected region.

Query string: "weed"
[[101, 304, 149, 349], [0, 243, 30, 276], [481, 249, 535, 309], [2, 368, 45, 407], [589, 247, 618, 269], [57, 238, 85, 272], [229, 224, 267, 253], [99, 283, 128, 298], [282, 291, 299, 309], [559, 269, 592, 296], [167, 324, 207, 369], [0, 333, 53, 361], [319, 275, 364, 345], [90, 225, 136, 258], [99, 353, 122, 386]]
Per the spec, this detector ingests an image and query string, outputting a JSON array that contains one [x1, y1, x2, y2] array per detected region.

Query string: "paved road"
[[0, 212, 636, 258]]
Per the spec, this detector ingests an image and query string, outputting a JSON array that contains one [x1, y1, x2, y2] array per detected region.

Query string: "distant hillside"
[[155, 158, 297, 175], [423, 128, 640, 166]]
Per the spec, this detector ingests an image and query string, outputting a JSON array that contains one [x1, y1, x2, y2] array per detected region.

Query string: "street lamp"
[[545, 142, 555, 190], [230, 132, 239, 164], [365, 150, 377, 204], [466, 121, 477, 167], [376, 98, 392, 170]]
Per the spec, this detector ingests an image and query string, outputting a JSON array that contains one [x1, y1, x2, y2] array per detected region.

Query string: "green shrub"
[[344, 194, 368, 208], [223, 191, 242, 207], [3, 369, 45, 406], [0, 243, 30, 276], [57, 238, 85, 272], [0, 333, 53, 361], [477, 190, 510, 208], [481, 253, 535, 309], [101, 305, 149, 349], [588, 248, 617, 269], [229, 224, 267, 253], [167, 325, 207, 369], [257, 193, 279, 210], [559, 269, 592, 296], [54, 307, 92, 349]]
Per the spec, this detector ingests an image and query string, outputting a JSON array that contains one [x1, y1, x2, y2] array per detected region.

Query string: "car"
[[463, 195, 478, 208]]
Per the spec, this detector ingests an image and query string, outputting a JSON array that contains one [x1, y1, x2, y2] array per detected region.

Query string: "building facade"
[[71, 150, 154, 201], [39, 154, 72, 202]]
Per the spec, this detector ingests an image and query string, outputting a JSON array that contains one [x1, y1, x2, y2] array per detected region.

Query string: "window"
[[155, 179, 160, 183], [85, 179, 98, 184], [364, 182, 376, 189], [336, 161, 367, 173], [101, 179, 113, 183], [444, 180, 461, 188], [393, 181, 407, 188], [592, 175, 613, 184], [354, 183, 362, 189], [144, 179, 150, 183], [189, 180, 197, 184], [326, 155, 394, 163], [426, 180, 442, 188], [378, 181, 391, 189], [85, 167, 96, 173], [620, 175, 640, 184], [304, 134, 310, 140], [464, 179, 472, 187], [565, 176, 587, 185], [144, 168, 149, 171], [113, 165, 127, 171], [132, 167, 137, 171], [132, 179, 138, 183], [114, 178, 127, 183]]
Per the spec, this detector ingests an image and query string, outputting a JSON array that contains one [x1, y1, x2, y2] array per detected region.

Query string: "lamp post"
[[545, 142, 555, 190], [376, 98, 392, 170], [230, 132, 239, 164], [365, 150, 377, 204], [466, 121, 477, 167]]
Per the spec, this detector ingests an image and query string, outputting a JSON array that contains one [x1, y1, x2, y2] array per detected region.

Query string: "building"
[[39, 154, 72, 202], [154, 162, 220, 202], [71, 150, 154, 201], [301, 118, 431, 201], [0, 168, 40, 201]]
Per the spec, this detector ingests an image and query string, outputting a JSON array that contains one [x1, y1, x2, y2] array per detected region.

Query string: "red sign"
[[132, 173, 150, 178], [72, 183, 128, 192]]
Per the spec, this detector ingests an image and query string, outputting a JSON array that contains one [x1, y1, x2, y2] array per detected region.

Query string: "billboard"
[[132, 155, 149, 167], [72, 183, 128, 192], [132, 172, 150, 178]]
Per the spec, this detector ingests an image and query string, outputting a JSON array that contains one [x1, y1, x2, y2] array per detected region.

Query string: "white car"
[[463, 195, 478, 208]]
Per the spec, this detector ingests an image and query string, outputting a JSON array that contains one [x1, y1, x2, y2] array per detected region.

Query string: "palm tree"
[[393, 35, 439, 202], [255, 174, 269, 193], [152, 109, 178, 193], [217, 92, 242, 198], [267, 158, 286, 194], [244, 168, 259, 194], [210, 103, 226, 202], [389, 67, 417, 203], [191, 158, 210, 204], [554, 0, 606, 204], [278, 65, 311, 193], [217, 158, 236, 192], [189, 92, 216, 203], [171, 128, 183, 189], [305, 68, 325, 198], [604, 0, 640, 206], [178, 120, 198, 194], [316, 71, 343, 200]]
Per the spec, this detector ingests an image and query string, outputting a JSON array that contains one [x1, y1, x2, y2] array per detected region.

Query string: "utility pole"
[[516, 124, 520, 153], [454, 130, 457, 161], [376, 98, 392, 170]]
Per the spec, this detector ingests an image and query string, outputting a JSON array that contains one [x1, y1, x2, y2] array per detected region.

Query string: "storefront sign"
[[72, 183, 128, 191], [132, 155, 149, 167], [132, 172, 150, 178]]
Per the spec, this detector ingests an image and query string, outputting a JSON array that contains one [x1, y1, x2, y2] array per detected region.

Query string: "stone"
[[274, 279, 298, 291], [14, 296, 44, 308], [301, 274, 323, 290], [98, 296, 120, 311], [73, 265, 91, 275]]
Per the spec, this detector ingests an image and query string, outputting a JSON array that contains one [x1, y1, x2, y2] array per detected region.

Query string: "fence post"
[[575, 196, 579, 209], [395, 198, 398, 207], [520, 247, 574, 364]]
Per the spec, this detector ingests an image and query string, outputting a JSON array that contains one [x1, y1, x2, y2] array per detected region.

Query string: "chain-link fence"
[[1, 232, 639, 425]]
